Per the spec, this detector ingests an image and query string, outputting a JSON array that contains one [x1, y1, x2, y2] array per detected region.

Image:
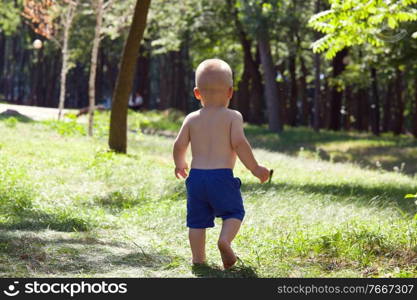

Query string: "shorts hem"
[[187, 224, 215, 229], [221, 214, 245, 222]]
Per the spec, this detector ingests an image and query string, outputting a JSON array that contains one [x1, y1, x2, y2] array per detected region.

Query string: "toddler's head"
[[194, 58, 233, 107]]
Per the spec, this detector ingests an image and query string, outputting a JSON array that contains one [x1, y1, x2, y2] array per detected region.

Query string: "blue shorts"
[[185, 168, 245, 228]]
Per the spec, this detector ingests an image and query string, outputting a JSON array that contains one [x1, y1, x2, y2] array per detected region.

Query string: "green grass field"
[[1, 110, 417, 278]]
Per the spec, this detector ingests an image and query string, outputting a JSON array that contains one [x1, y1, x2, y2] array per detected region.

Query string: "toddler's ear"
[[193, 87, 202, 101], [227, 87, 234, 100]]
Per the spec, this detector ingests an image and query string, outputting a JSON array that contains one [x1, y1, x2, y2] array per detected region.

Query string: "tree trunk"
[[108, 0, 151, 153], [382, 80, 393, 133], [0, 32, 5, 95], [329, 48, 348, 130], [258, 30, 282, 132], [344, 86, 353, 130], [249, 48, 264, 124], [237, 66, 250, 120], [299, 54, 308, 126], [313, 53, 321, 131], [357, 88, 369, 131], [393, 68, 404, 135], [57, 2, 77, 120], [313, 0, 322, 131], [228, 0, 263, 123], [370, 67, 380, 136], [288, 54, 297, 126], [135, 52, 150, 109], [413, 77, 417, 138], [88, 0, 104, 136]]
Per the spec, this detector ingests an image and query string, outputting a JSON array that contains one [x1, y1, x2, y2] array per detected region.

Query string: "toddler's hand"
[[175, 164, 188, 179], [251, 165, 270, 183]]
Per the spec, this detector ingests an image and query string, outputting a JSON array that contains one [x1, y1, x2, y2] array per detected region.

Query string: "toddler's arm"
[[230, 112, 270, 183], [173, 116, 190, 179]]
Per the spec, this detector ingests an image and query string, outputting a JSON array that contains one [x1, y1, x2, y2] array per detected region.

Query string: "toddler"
[[173, 58, 270, 269]]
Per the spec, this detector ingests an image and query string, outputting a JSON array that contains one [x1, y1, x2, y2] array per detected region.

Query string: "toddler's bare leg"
[[218, 218, 241, 269], [189, 228, 206, 264]]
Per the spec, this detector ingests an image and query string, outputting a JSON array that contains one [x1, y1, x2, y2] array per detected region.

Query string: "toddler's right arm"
[[230, 112, 270, 183]]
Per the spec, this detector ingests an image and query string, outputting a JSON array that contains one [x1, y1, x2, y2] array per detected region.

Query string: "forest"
[[1, 0, 416, 136], [1, 0, 417, 279]]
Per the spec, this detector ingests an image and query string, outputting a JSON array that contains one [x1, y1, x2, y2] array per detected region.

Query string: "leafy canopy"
[[308, 0, 417, 59]]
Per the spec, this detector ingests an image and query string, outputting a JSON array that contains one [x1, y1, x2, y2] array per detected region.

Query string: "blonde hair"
[[195, 58, 233, 89]]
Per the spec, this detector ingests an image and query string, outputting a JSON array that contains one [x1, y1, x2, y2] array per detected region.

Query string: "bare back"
[[187, 107, 237, 169]]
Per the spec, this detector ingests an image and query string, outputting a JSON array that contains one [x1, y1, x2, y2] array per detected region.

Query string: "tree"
[[227, 0, 263, 124], [239, 0, 283, 132], [87, 0, 104, 136], [87, 0, 134, 136], [313, 0, 321, 131], [0, 0, 21, 35], [22, 0, 79, 120], [308, 0, 417, 59], [108, 0, 151, 153]]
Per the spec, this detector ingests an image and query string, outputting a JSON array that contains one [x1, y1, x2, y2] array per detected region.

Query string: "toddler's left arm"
[[173, 117, 190, 179]]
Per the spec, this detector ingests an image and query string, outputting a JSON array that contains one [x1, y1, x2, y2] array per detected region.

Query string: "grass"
[[0, 109, 416, 277]]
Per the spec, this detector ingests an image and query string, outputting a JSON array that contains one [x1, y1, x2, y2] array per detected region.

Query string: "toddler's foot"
[[218, 240, 237, 269]]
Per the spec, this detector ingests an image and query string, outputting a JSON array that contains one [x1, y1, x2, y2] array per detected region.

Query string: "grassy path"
[[1, 113, 417, 277]]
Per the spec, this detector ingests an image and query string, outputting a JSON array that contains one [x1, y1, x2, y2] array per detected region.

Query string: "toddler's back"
[[188, 107, 238, 170]]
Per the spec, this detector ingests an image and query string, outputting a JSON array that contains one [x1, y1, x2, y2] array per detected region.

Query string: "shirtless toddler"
[[173, 58, 270, 269]]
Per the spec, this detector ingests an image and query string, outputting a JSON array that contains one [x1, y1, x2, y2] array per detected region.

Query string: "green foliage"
[[0, 158, 33, 214], [309, 0, 417, 59], [128, 110, 183, 133], [0, 0, 21, 35], [4, 117, 18, 128], [42, 114, 87, 136]]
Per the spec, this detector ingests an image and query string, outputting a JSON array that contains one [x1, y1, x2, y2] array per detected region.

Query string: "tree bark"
[[370, 67, 380, 136], [313, 0, 321, 131], [344, 86, 353, 130], [357, 88, 369, 131], [108, 0, 151, 153], [299, 54, 308, 126], [57, 2, 77, 120], [382, 80, 393, 133], [329, 48, 348, 130], [249, 48, 264, 124], [88, 0, 104, 136], [393, 68, 404, 135], [257, 30, 282, 133], [288, 54, 297, 126], [413, 77, 417, 138], [228, 0, 263, 123], [313, 53, 321, 131], [0, 32, 5, 95], [237, 65, 250, 120]]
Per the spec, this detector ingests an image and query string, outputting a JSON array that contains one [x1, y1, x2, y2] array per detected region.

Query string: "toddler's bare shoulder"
[[226, 109, 243, 121], [184, 110, 201, 123]]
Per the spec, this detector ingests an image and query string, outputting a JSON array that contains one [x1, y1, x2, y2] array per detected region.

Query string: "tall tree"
[[87, 0, 104, 136], [239, 0, 283, 132], [108, 0, 151, 153], [22, 0, 79, 119], [328, 48, 348, 131], [87, 0, 133, 136]]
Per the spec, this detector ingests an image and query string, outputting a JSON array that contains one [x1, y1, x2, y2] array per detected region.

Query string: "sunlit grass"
[[0, 112, 416, 278]]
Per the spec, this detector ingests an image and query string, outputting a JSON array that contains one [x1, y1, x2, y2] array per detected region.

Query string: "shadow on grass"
[[93, 191, 144, 210], [0, 232, 174, 276], [191, 263, 258, 278], [245, 126, 417, 175], [0, 109, 34, 123], [0, 210, 91, 232], [242, 181, 417, 215]]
